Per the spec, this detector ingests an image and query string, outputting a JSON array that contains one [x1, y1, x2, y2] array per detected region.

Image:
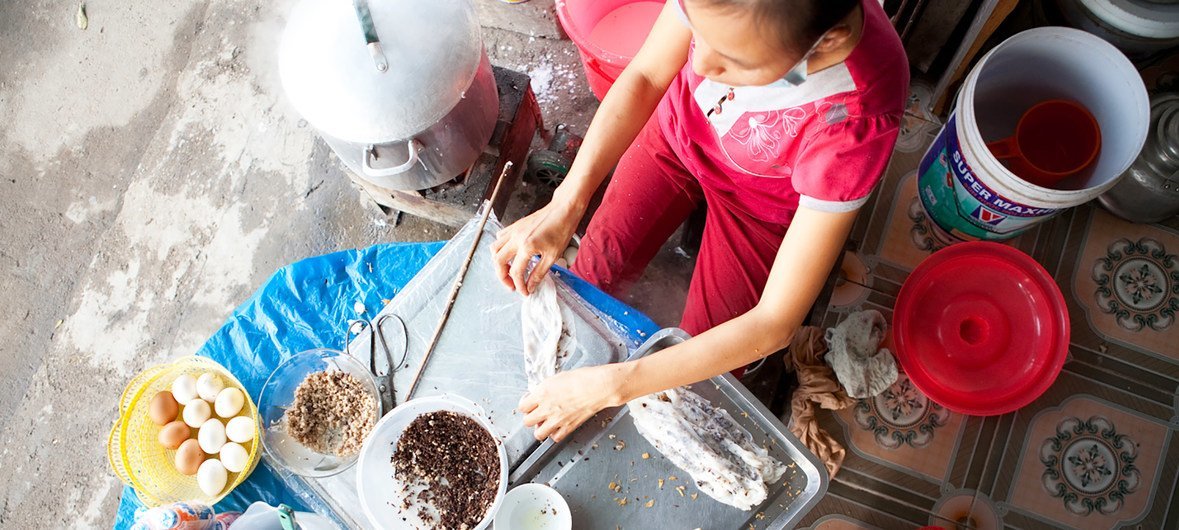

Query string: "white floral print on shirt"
[[728, 108, 807, 162]]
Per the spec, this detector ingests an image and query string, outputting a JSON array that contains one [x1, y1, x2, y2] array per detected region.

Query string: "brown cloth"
[[787, 326, 856, 479]]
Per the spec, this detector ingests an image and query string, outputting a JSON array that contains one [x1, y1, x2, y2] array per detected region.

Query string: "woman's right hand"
[[490, 198, 583, 296]]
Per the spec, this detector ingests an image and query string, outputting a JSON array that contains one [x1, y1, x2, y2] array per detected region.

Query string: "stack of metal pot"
[[279, 0, 499, 191]]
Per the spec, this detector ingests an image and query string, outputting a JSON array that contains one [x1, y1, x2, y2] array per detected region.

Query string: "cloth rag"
[[787, 326, 856, 479], [824, 309, 898, 399]]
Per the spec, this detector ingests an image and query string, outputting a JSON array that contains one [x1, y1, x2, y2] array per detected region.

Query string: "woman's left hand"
[[518, 363, 631, 442]]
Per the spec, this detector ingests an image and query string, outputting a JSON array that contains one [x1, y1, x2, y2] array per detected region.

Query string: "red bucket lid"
[[893, 242, 1069, 416]]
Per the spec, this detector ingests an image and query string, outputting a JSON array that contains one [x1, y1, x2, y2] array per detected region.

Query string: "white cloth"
[[823, 309, 898, 398]]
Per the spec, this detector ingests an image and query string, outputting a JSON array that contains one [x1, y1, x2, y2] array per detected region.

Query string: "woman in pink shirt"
[[493, 0, 909, 441]]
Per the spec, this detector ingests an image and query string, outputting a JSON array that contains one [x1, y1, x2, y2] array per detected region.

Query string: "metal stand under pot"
[[349, 67, 542, 228]]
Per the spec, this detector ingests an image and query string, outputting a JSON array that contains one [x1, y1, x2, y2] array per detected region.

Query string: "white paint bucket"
[[917, 27, 1150, 242]]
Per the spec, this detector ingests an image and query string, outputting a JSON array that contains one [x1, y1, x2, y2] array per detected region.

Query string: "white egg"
[[214, 387, 245, 418], [225, 416, 256, 443], [196, 373, 225, 402], [196, 459, 228, 497], [198, 418, 227, 454], [219, 442, 249, 473], [171, 374, 199, 404], [182, 399, 212, 428]]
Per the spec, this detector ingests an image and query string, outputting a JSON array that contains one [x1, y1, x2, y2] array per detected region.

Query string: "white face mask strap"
[[782, 31, 828, 86]]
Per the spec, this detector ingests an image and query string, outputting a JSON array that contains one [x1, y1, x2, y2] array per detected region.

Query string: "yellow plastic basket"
[[107, 357, 262, 506]]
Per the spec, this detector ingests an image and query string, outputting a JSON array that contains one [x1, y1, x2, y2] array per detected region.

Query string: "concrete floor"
[[0, 0, 692, 525]]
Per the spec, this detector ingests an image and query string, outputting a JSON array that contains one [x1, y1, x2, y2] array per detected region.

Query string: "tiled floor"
[[796, 94, 1179, 529]]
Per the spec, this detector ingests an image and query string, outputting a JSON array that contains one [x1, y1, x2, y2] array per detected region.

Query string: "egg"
[[196, 459, 228, 496], [225, 416, 255, 443], [171, 374, 199, 404], [158, 420, 190, 450], [214, 387, 245, 418], [175, 439, 205, 475], [182, 399, 212, 428], [196, 373, 225, 402], [219, 442, 249, 473], [148, 391, 179, 425], [198, 419, 227, 454]]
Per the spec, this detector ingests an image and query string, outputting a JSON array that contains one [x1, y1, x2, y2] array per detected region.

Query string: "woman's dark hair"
[[697, 0, 860, 53]]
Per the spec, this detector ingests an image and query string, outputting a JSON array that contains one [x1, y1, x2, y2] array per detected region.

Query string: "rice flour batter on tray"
[[520, 277, 784, 510], [629, 387, 786, 511], [520, 275, 575, 389]]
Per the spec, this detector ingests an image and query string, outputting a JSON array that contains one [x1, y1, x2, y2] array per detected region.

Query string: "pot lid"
[[279, 0, 483, 144]]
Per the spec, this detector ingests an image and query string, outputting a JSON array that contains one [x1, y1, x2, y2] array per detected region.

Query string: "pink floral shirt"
[[659, 0, 909, 225]]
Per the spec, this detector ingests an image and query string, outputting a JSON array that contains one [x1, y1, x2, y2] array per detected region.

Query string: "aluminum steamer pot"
[[1099, 93, 1179, 223], [280, 0, 498, 191]]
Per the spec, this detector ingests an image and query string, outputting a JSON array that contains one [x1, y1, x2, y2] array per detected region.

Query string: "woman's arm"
[[492, 2, 692, 295], [519, 205, 858, 441], [549, 2, 692, 213], [616, 206, 857, 397]]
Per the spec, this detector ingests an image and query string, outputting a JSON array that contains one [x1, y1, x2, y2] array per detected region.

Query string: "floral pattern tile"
[[905, 194, 950, 255], [854, 376, 952, 450], [895, 83, 941, 154], [1074, 209, 1179, 360], [872, 171, 1025, 271], [1039, 416, 1141, 517], [1092, 238, 1179, 332], [875, 171, 940, 270], [830, 251, 872, 309], [834, 373, 963, 481], [1007, 397, 1167, 529]]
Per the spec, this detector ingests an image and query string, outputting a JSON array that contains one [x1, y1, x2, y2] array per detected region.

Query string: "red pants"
[[571, 121, 794, 336]]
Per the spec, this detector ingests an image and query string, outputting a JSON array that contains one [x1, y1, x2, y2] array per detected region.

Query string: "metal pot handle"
[[353, 0, 388, 72], [363, 140, 422, 178]]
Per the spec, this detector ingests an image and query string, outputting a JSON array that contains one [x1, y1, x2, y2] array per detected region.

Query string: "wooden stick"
[[406, 161, 513, 399]]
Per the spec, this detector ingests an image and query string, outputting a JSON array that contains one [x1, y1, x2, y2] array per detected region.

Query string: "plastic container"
[[892, 242, 1070, 416], [494, 484, 571, 530], [356, 395, 508, 530], [985, 99, 1101, 188], [916, 27, 1149, 243], [229, 502, 336, 530], [258, 349, 382, 478], [555, 0, 663, 100], [107, 357, 262, 506]]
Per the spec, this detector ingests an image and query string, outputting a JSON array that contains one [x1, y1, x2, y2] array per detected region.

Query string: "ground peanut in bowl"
[[286, 371, 376, 456]]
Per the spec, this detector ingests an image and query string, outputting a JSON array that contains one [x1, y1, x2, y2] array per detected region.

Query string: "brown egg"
[[149, 391, 180, 426], [175, 439, 205, 475], [158, 421, 190, 450]]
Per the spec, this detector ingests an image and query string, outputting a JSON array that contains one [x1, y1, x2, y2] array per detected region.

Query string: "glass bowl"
[[258, 348, 382, 477]]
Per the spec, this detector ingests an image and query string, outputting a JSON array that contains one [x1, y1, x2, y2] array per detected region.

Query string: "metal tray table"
[[509, 329, 828, 529]]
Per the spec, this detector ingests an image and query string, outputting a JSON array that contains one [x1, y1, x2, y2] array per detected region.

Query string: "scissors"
[[345, 313, 407, 413]]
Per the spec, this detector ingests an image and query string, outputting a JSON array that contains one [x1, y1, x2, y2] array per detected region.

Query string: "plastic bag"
[[227, 502, 336, 530], [114, 217, 660, 529], [129, 501, 237, 530]]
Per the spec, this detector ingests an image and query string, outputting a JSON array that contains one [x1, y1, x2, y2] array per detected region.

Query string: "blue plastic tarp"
[[112, 240, 658, 528]]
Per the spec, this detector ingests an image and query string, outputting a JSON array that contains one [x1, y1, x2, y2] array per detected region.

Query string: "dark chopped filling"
[[286, 371, 376, 456], [392, 411, 500, 529]]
